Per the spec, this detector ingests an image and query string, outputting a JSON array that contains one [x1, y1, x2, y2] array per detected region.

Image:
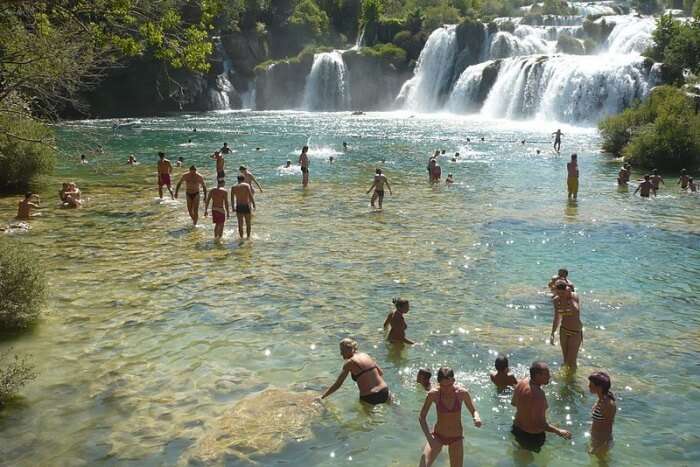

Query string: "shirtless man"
[[634, 174, 656, 198], [567, 153, 579, 200], [430, 160, 442, 184], [617, 164, 629, 186], [678, 169, 690, 190], [427, 151, 439, 180], [548, 268, 575, 292], [175, 165, 207, 226], [231, 175, 256, 239], [239, 166, 263, 193], [511, 362, 571, 452], [367, 168, 392, 209], [210, 151, 225, 182], [220, 142, 231, 155], [204, 179, 230, 242], [552, 129, 563, 152], [157, 152, 174, 199], [16, 193, 40, 220], [299, 146, 310, 187], [650, 169, 664, 191]]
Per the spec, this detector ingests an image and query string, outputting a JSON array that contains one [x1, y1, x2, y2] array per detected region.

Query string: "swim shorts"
[[236, 203, 251, 214], [567, 176, 578, 194], [512, 425, 546, 453], [212, 210, 225, 224], [301, 166, 309, 174], [159, 173, 171, 186]]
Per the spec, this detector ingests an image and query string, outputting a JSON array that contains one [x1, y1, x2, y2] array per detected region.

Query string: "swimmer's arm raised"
[[321, 366, 350, 399]]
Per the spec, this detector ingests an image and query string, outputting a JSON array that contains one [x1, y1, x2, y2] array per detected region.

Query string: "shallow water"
[[1, 111, 699, 466]]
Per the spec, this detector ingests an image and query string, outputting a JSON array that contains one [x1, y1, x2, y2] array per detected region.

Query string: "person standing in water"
[[157, 152, 174, 199], [552, 129, 563, 152], [427, 151, 439, 180], [418, 367, 482, 467], [634, 175, 656, 198], [383, 298, 414, 344], [678, 169, 690, 190], [230, 175, 255, 239], [490, 355, 518, 391], [430, 159, 442, 184], [321, 338, 390, 405], [16, 193, 41, 220], [617, 164, 630, 186], [567, 153, 579, 200], [239, 166, 263, 193], [220, 142, 231, 154], [511, 361, 571, 452], [175, 166, 207, 226], [299, 145, 310, 187], [588, 371, 617, 458], [650, 169, 664, 191], [210, 150, 225, 182], [367, 168, 392, 209], [204, 179, 230, 242], [551, 280, 583, 370]]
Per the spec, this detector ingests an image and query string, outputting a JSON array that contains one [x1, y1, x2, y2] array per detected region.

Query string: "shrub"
[[0, 239, 47, 330], [360, 43, 407, 66], [0, 108, 55, 193], [423, 4, 462, 32], [0, 351, 36, 406]]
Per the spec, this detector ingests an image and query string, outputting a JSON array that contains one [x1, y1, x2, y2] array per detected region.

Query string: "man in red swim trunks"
[[157, 152, 174, 199], [204, 179, 230, 242]]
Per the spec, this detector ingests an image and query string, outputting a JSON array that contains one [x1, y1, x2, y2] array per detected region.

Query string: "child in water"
[[417, 368, 432, 390], [490, 355, 518, 391], [446, 174, 454, 185], [383, 298, 414, 344]]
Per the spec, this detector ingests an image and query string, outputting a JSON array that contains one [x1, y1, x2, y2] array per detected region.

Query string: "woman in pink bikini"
[[418, 367, 482, 467]]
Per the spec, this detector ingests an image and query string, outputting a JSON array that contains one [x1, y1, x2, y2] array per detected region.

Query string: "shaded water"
[[1, 111, 699, 466]]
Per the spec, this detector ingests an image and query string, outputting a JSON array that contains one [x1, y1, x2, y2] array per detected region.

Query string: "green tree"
[[361, 0, 383, 44], [647, 14, 681, 61]]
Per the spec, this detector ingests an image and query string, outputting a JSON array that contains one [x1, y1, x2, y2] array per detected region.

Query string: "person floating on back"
[[231, 175, 255, 239], [383, 298, 414, 345], [567, 153, 579, 200], [175, 165, 207, 226], [634, 174, 656, 198], [204, 179, 230, 242], [552, 129, 563, 152], [299, 146, 310, 187], [367, 168, 392, 209], [157, 152, 174, 199], [490, 355, 518, 391]]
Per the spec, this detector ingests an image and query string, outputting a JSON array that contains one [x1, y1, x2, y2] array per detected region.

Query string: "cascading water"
[[604, 15, 656, 54], [397, 25, 458, 111], [446, 61, 497, 113], [302, 51, 350, 111], [209, 38, 235, 110]]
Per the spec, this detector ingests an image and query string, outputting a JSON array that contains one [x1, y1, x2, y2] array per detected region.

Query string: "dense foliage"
[[0, 239, 48, 330], [0, 351, 36, 407], [598, 87, 700, 170], [646, 14, 700, 82]]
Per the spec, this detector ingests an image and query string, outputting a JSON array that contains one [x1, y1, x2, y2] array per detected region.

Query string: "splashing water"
[[302, 51, 350, 111]]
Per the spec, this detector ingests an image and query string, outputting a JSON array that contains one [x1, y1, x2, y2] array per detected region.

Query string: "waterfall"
[[209, 38, 235, 110], [487, 28, 553, 59], [302, 51, 350, 111], [481, 54, 656, 123], [354, 27, 365, 50], [397, 25, 458, 111], [604, 16, 656, 54], [446, 61, 497, 113], [570, 2, 618, 16], [241, 84, 256, 110]]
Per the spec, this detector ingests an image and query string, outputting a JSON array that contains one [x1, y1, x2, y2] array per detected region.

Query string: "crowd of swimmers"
[[319, 268, 616, 464], [618, 163, 697, 196]]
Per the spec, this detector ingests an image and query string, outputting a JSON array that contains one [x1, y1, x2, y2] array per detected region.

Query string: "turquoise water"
[[0, 111, 698, 466]]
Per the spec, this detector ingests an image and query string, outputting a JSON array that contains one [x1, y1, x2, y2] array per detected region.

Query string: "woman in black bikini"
[[320, 338, 390, 405], [418, 367, 481, 467]]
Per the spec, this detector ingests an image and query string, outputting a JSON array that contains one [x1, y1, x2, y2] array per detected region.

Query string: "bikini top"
[[351, 365, 378, 382], [592, 401, 612, 422], [555, 297, 577, 318], [436, 389, 461, 413]]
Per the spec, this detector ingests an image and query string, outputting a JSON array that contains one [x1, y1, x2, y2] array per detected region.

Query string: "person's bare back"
[[209, 187, 227, 212], [231, 182, 254, 206]]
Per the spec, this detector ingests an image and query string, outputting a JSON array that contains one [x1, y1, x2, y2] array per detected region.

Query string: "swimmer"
[[193, 127, 197, 132], [511, 362, 571, 453], [536, 149, 541, 155], [689, 177, 697, 192], [329, 156, 334, 164], [417, 369, 432, 391], [176, 156, 184, 168], [16, 192, 40, 220], [551, 280, 583, 370], [451, 157, 457, 162], [418, 367, 481, 467], [157, 152, 174, 199], [188, 138, 192, 144], [441, 149, 446, 155], [567, 153, 579, 200], [80, 154, 88, 164], [588, 371, 617, 458], [231, 175, 255, 239], [678, 169, 689, 189], [321, 338, 390, 405], [490, 355, 518, 391], [454, 152, 460, 158], [427, 151, 439, 180], [239, 166, 263, 193], [634, 174, 656, 198], [430, 160, 442, 184], [343, 141, 348, 151], [383, 298, 414, 344], [650, 169, 664, 190], [617, 164, 630, 186], [61, 182, 82, 208], [367, 168, 392, 209], [480, 137, 485, 142], [127, 154, 137, 165], [299, 145, 310, 187], [446, 174, 454, 185], [210, 150, 225, 182], [220, 142, 231, 154], [548, 268, 575, 292], [552, 129, 563, 152], [204, 179, 230, 242], [466, 138, 471, 143], [284, 160, 292, 168], [256, 147, 261, 151], [174, 165, 207, 226], [521, 139, 526, 144]]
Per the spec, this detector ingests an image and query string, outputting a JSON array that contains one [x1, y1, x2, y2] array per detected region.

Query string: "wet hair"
[[536, 149, 541, 154], [571, 153, 578, 159], [589, 371, 615, 400], [80, 154, 86, 159], [189, 165, 196, 171], [376, 168, 382, 174], [555, 280, 568, 290], [237, 175, 245, 182], [681, 168, 687, 173], [558, 268, 568, 277], [158, 152, 165, 158], [652, 168, 657, 174], [418, 368, 432, 379], [437, 367, 455, 382], [217, 180, 225, 187], [302, 145, 309, 152], [339, 338, 358, 353], [239, 166, 247, 171], [392, 297, 409, 311], [530, 361, 548, 379], [223, 142, 228, 146], [644, 174, 650, 180], [25, 192, 33, 199], [495, 355, 509, 371], [455, 153, 459, 157], [286, 160, 291, 164]]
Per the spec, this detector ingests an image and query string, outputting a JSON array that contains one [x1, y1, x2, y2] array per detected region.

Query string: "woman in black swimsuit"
[[320, 338, 390, 405]]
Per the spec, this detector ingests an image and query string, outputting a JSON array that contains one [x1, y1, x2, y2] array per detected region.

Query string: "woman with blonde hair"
[[320, 338, 390, 405]]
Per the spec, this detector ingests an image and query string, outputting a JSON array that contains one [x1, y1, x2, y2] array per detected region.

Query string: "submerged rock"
[[186, 388, 323, 464]]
